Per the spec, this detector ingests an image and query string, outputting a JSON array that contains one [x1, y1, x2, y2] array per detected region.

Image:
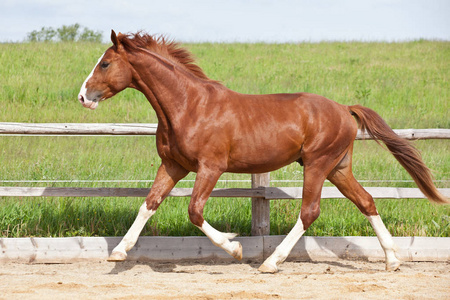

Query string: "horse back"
[[178, 90, 358, 173]]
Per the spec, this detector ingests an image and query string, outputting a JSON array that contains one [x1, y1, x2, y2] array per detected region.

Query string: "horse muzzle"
[[78, 93, 99, 110]]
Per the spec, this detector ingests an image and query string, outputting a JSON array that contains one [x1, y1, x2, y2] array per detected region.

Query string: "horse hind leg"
[[259, 165, 325, 273], [327, 152, 401, 271], [258, 210, 308, 273]]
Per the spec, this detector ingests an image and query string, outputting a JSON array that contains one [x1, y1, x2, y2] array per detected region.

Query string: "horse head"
[[78, 30, 132, 110]]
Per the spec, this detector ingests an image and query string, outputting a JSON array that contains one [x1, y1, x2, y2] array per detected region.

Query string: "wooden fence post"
[[251, 172, 270, 236]]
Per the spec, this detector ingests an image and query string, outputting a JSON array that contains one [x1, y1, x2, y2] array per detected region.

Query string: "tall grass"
[[0, 40, 448, 238], [1, 41, 448, 126]]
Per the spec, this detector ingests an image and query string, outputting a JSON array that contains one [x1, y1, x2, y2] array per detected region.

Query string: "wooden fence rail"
[[1, 123, 449, 235], [1, 186, 449, 199], [1, 123, 449, 139]]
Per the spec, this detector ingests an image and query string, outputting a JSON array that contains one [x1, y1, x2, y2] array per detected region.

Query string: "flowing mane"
[[118, 32, 216, 82]]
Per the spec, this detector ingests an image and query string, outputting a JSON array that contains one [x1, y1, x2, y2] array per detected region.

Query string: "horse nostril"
[[78, 94, 85, 103]]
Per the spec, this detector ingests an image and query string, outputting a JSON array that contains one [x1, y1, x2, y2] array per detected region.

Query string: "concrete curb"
[[1, 236, 449, 263]]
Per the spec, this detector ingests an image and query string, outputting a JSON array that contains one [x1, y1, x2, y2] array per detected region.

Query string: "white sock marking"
[[262, 215, 305, 270], [366, 214, 400, 269], [198, 221, 239, 256], [112, 202, 154, 255]]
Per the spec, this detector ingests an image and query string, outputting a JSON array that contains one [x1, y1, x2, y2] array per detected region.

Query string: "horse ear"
[[111, 30, 120, 48]]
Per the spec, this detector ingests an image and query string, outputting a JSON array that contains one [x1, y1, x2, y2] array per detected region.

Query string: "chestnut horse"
[[78, 31, 447, 273]]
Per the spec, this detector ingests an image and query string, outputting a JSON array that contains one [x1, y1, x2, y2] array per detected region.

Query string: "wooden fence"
[[1, 123, 449, 139], [1, 123, 449, 235]]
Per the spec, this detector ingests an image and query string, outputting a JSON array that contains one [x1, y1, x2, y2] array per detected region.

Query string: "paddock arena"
[[1, 259, 448, 299]]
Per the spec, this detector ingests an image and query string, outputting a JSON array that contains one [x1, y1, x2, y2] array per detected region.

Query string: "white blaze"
[[78, 54, 104, 110]]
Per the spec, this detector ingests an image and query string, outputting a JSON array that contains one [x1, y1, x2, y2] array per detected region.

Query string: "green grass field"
[[0, 40, 448, 238]]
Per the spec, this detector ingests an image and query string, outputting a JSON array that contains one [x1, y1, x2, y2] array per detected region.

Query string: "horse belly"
[[226, 131, 303, 173]]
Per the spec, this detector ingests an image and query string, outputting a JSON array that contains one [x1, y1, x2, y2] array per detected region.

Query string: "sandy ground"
[[0, 259, 449, 299]]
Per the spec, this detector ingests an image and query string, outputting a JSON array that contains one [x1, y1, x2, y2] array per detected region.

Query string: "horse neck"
[[128, 50, 200, 128]]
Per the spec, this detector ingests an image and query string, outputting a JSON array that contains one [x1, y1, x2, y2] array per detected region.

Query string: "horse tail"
[[349, 104, 448, 204]]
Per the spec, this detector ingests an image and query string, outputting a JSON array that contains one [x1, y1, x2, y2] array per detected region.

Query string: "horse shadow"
[[104, 235, 380, 274], [107, 260, 178, 274]]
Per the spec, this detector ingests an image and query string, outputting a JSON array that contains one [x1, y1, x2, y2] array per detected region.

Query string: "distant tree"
[[79, 27, 103, 43], [27, 24, 103, 42], [57, 24, 81, 42], [27, 27, 56, 42]]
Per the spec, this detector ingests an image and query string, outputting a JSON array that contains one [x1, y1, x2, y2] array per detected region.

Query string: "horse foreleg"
[[108, 201, 155, 261], [108, 161, 188, 261], [197, 220, 242, 260], [188, 167, 243, 260]]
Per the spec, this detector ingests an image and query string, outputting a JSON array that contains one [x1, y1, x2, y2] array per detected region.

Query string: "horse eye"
[[100, 61, 110, 69]]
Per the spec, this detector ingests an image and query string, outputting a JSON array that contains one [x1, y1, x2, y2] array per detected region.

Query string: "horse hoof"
[[107, 251, 127, 262], [258, 263, 278, 274], [386, 260, 401, 271], [231, 241, 243, 260]]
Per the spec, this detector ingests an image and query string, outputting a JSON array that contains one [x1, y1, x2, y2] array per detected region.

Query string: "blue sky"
[[1, 0, 449, 43]]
